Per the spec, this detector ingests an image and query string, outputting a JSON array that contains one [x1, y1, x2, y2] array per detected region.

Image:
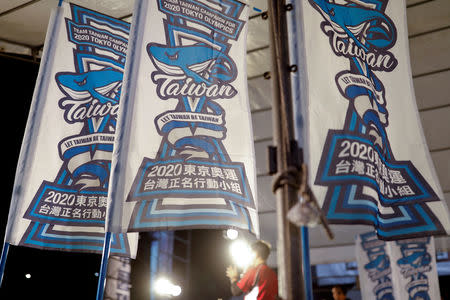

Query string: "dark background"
[[0, 54, 101, 299]]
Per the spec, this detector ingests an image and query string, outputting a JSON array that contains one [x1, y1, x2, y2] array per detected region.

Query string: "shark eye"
[[76, 77, 87, 86], [165, 51, 179, 61]]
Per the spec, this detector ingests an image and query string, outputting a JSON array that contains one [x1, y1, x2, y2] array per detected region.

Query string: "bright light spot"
[[230, 240, 254, 269], [25, 273, 31, 279], [172, 285, 182, 297], [154, 277, 182, 297], [226, 229, 239, 240], [94, 272, 99, 277], [155, 278, 172, 295]]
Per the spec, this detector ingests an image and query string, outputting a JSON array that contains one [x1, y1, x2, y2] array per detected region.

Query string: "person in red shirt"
[[226, 240, 278, 300]]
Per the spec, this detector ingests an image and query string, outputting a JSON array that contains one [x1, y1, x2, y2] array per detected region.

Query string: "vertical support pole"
[[285, 1, 314, 299], [268, 1, 304, 299], [301, 227, 313, 300], [0, 242, 10, 287], [149, 234, 160, 300], [96, 232, 112, 300]]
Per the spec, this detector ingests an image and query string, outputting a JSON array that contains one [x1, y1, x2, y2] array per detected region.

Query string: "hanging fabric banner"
[[387, 236, 441, 300], [107, 0, 258, 235], [356, 232, 442, 300], [4, 2, 137, 257], [105, 256, 131, 299], [297, 0, 450, 239], [356, 231, 394, 300]]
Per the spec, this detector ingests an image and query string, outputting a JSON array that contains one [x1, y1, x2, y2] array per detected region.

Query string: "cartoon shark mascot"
[[147, 43, 237, 160], [310, 0, 397, 155], [56, 68, 122, 189]]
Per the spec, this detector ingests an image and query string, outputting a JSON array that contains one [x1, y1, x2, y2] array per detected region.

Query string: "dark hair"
[[332, 285, 347, 295], [251, 240, 271, 261]]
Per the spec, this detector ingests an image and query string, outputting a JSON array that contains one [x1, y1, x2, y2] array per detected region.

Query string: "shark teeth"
[[60, 84, 90, 100], [188, 59, 213, 74], [348, 22, 367, 36], [153, 57, 185, 75], [94, 81, 121, 96], [59, 81, 122, 101]]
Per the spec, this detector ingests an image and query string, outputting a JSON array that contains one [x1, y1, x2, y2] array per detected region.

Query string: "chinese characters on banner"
[[4, 2, 137, 257], [106, 0, 258, 234], [298, 0, 450, 239]]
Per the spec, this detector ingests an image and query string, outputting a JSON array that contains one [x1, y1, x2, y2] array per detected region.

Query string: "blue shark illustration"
[[56, 68, 123, 104], [365, 253, 390, 271], [397, 240, 432, 300], [147, 43, 236, 85], [398, 250, 431, 268], [310, 0, 396, 153], [309, 0, 396, 51], [56, 68, 123, 189]]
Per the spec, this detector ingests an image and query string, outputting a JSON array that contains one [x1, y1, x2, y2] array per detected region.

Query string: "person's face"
[[250, 251, 258, 266], [332, 287, 346, 300]]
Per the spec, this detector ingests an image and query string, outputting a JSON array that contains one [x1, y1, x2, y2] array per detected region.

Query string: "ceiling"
[[0, 0, 449, 267]]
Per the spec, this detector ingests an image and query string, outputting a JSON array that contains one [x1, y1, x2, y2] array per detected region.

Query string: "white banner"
[[357, 232, 442, 300], [107, 0, 258, 235], [4, 2, 137, 257], [298, 0, 450, 239], [105, 256, 131, 299], [356, 232, 394, 300], [387, 236, 441, 300]]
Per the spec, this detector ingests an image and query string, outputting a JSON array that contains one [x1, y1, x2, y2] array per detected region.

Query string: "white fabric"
[[356, 232, 394, 300], [357, 232, 442, 300], [296, 0, 450, 239], [107, 0, 258, 235], [4, 2, 137, 257], [244, 286, 259, 300], [387, 236, 441, 300]]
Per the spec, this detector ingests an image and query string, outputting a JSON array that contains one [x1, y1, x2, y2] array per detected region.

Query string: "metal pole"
[[301, 227, 313, 300], [268, 1, 305, 299], [96, 232, 112, 300], [285, 1, 314, 299], [0, 243, 10, 286]]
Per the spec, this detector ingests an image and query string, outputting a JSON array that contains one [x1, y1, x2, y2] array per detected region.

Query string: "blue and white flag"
[[4, 2, 137, 257], [298, 0, 450, 239], [387, 236, 441, 300], [356, 232, 441, 300], [107, 0, 258, 235], [356, 232, 394, 300], [105, 256, 131, 299]]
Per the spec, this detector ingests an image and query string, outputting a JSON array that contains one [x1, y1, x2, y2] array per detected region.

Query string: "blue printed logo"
[[309, 0, 445, 239], [20, 4, 131, 255], [127, 0, 256, 232], [148, 43, 237, 88], [396, 238, 432, 300], [360, 232, 394, 300]]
